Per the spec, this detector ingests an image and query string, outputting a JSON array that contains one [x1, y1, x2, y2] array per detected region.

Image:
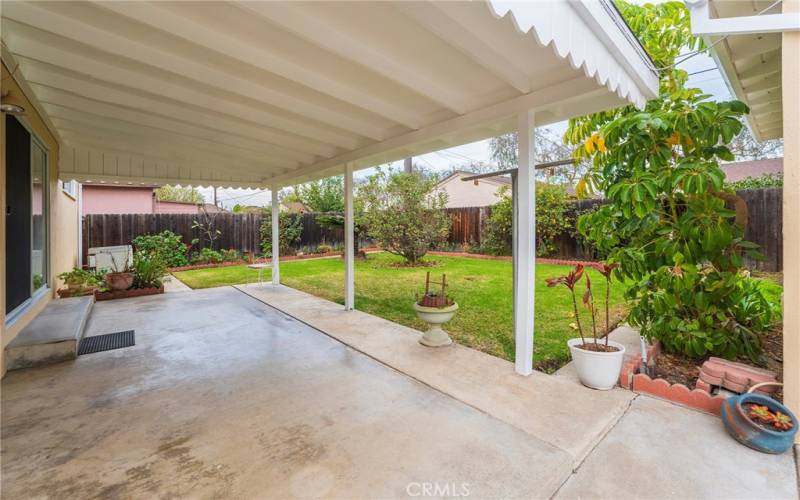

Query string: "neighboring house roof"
[[722, 158, 783, 183], [281, 201, 307, 213], [436, 170, 511, 187]]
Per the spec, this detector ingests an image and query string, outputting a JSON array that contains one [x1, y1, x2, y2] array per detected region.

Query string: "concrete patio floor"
[[2, 285, 798, 499]]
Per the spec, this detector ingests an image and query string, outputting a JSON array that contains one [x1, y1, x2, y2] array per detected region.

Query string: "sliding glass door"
[[4, 115, 49, 316]]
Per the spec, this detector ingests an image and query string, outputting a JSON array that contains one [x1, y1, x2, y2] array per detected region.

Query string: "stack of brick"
[[696, 357, 778, 395]]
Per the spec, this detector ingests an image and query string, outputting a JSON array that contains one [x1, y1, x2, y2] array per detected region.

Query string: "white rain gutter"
[[686, 0, 799, 36]]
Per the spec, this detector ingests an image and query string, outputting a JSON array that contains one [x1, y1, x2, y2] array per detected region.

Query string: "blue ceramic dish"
[[721, 393, 798, 454]]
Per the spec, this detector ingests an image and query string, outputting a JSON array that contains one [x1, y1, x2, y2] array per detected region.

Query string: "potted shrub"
[[721, 383, 798, 454], [105, 253, 134, 291], [413, 272, 458, 347], [546, 263, 625, 390]]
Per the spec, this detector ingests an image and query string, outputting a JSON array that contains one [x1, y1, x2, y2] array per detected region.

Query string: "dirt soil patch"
[[653, 324, 784, 400]]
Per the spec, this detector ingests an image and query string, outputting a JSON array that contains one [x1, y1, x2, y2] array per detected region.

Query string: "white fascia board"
[[568, 0, 659, 103], [705, 37, 767, 142], [687, 0, 799, 36]]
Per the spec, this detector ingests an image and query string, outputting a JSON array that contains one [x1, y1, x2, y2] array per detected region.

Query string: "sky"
[[200, 28, 735, 209]]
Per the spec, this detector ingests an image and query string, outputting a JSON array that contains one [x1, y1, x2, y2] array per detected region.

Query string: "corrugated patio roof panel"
[[1, 0, 658, 188]]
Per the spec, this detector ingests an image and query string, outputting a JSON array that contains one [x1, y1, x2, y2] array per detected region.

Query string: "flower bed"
[[95, 286, 164, 301], [619, 342, 727, 415]]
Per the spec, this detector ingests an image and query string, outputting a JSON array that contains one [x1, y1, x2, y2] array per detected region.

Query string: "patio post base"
[[419, 327, 453, 347]]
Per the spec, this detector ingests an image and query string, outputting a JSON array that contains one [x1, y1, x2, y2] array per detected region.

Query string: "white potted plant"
[[546, 263, 625, 390], [414, 272, 458, 347]]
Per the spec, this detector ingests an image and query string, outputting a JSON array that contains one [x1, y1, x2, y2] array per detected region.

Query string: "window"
[[62, 179, 78, 198]]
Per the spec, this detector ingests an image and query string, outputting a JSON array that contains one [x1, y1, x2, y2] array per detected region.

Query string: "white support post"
[[344, 164, 355, 310], [513, 111, 536, 376], [271, 186, 280, 285]]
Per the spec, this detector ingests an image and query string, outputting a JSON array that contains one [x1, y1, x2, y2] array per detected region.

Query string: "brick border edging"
[[619, 342, 726, 415], [95, 286, 164, 301]]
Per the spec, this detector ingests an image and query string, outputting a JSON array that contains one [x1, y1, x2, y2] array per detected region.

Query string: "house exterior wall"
[[82, 185, 154, 215], [1, 60, 78, 376], [435, 173, 508, 208], [154, 200, 200, 214], [781, 0, 799, 438]]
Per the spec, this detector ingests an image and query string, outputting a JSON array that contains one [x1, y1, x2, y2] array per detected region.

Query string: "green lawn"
[[173, 253, 628, 371]]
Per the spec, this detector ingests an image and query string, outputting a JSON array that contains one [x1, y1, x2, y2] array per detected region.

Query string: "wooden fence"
[[83, 188, 783, 271]]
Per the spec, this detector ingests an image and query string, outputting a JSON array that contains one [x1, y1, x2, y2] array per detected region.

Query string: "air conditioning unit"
[[87, 245, 133, 272]]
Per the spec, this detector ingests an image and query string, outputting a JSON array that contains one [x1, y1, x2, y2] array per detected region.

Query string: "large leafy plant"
[[567, 1, 780, 362]]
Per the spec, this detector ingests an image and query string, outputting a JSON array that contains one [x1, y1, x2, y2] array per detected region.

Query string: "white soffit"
[[1, 0, 657, 188], [708, 0, 783, 141]]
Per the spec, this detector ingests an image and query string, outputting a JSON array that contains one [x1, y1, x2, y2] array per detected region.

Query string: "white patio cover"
[[1, 0, 658, 188]]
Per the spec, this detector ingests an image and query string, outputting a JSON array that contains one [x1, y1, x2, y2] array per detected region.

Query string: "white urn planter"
[[414, 302, 458, 347], [567, 338, 626, 390]]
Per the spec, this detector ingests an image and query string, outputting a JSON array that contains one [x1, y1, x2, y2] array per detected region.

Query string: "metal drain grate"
[[78, 330, 135, 355]]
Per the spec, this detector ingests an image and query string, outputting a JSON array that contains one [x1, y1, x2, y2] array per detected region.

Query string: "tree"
[[359, 170, 450, 264], [155, 185, 204, 204], [296, 176, 344, 213], [727, 123, 783, 160], [568, 0, 779, 362]]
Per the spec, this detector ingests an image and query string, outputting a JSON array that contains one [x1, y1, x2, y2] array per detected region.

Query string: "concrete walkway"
[[2, 288, 571, 499], [3, 284, 797, 499], [237, 283, 799, 499], [236, 283, 635, 466]]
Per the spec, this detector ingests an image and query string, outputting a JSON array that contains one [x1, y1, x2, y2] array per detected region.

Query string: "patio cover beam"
[[344, 164, 355, 311], [271, 188, 280, 286], [513, 111, 537, 376]]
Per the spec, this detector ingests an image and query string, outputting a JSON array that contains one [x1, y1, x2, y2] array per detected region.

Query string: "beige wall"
[[1, 60, 79, 376], [782, 0, 799, 440], [435, 173, 508, 208]]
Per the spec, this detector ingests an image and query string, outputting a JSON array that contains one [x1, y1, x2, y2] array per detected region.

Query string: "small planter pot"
[[413, 302, 458, 347], [567, 338, 626, 390], [721, 393, 798, 454], [106, 272, 134, 291]]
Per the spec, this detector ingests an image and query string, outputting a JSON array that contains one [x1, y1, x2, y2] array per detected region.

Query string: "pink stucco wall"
[[153, 200, 201, 214], [82, 185, 154, 215]]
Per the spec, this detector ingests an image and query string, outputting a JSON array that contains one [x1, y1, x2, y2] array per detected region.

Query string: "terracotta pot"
[[106, 272, 134, 291]]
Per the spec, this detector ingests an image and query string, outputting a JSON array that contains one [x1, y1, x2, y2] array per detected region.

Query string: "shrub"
[[58, 267, 106, 288], [572, 90, 780, 362], [317, 244, 334, 254], [220, 248, 242, 262], [481, 187, 513, 255], [480, 184, 573, 256], [133, 230, 188, 267], [132, 250, 167, 289], [727, 173, 783, 190], [191, 247, 224, 265], [359, 170, 450, 264], [260, 211, 303, 257]]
